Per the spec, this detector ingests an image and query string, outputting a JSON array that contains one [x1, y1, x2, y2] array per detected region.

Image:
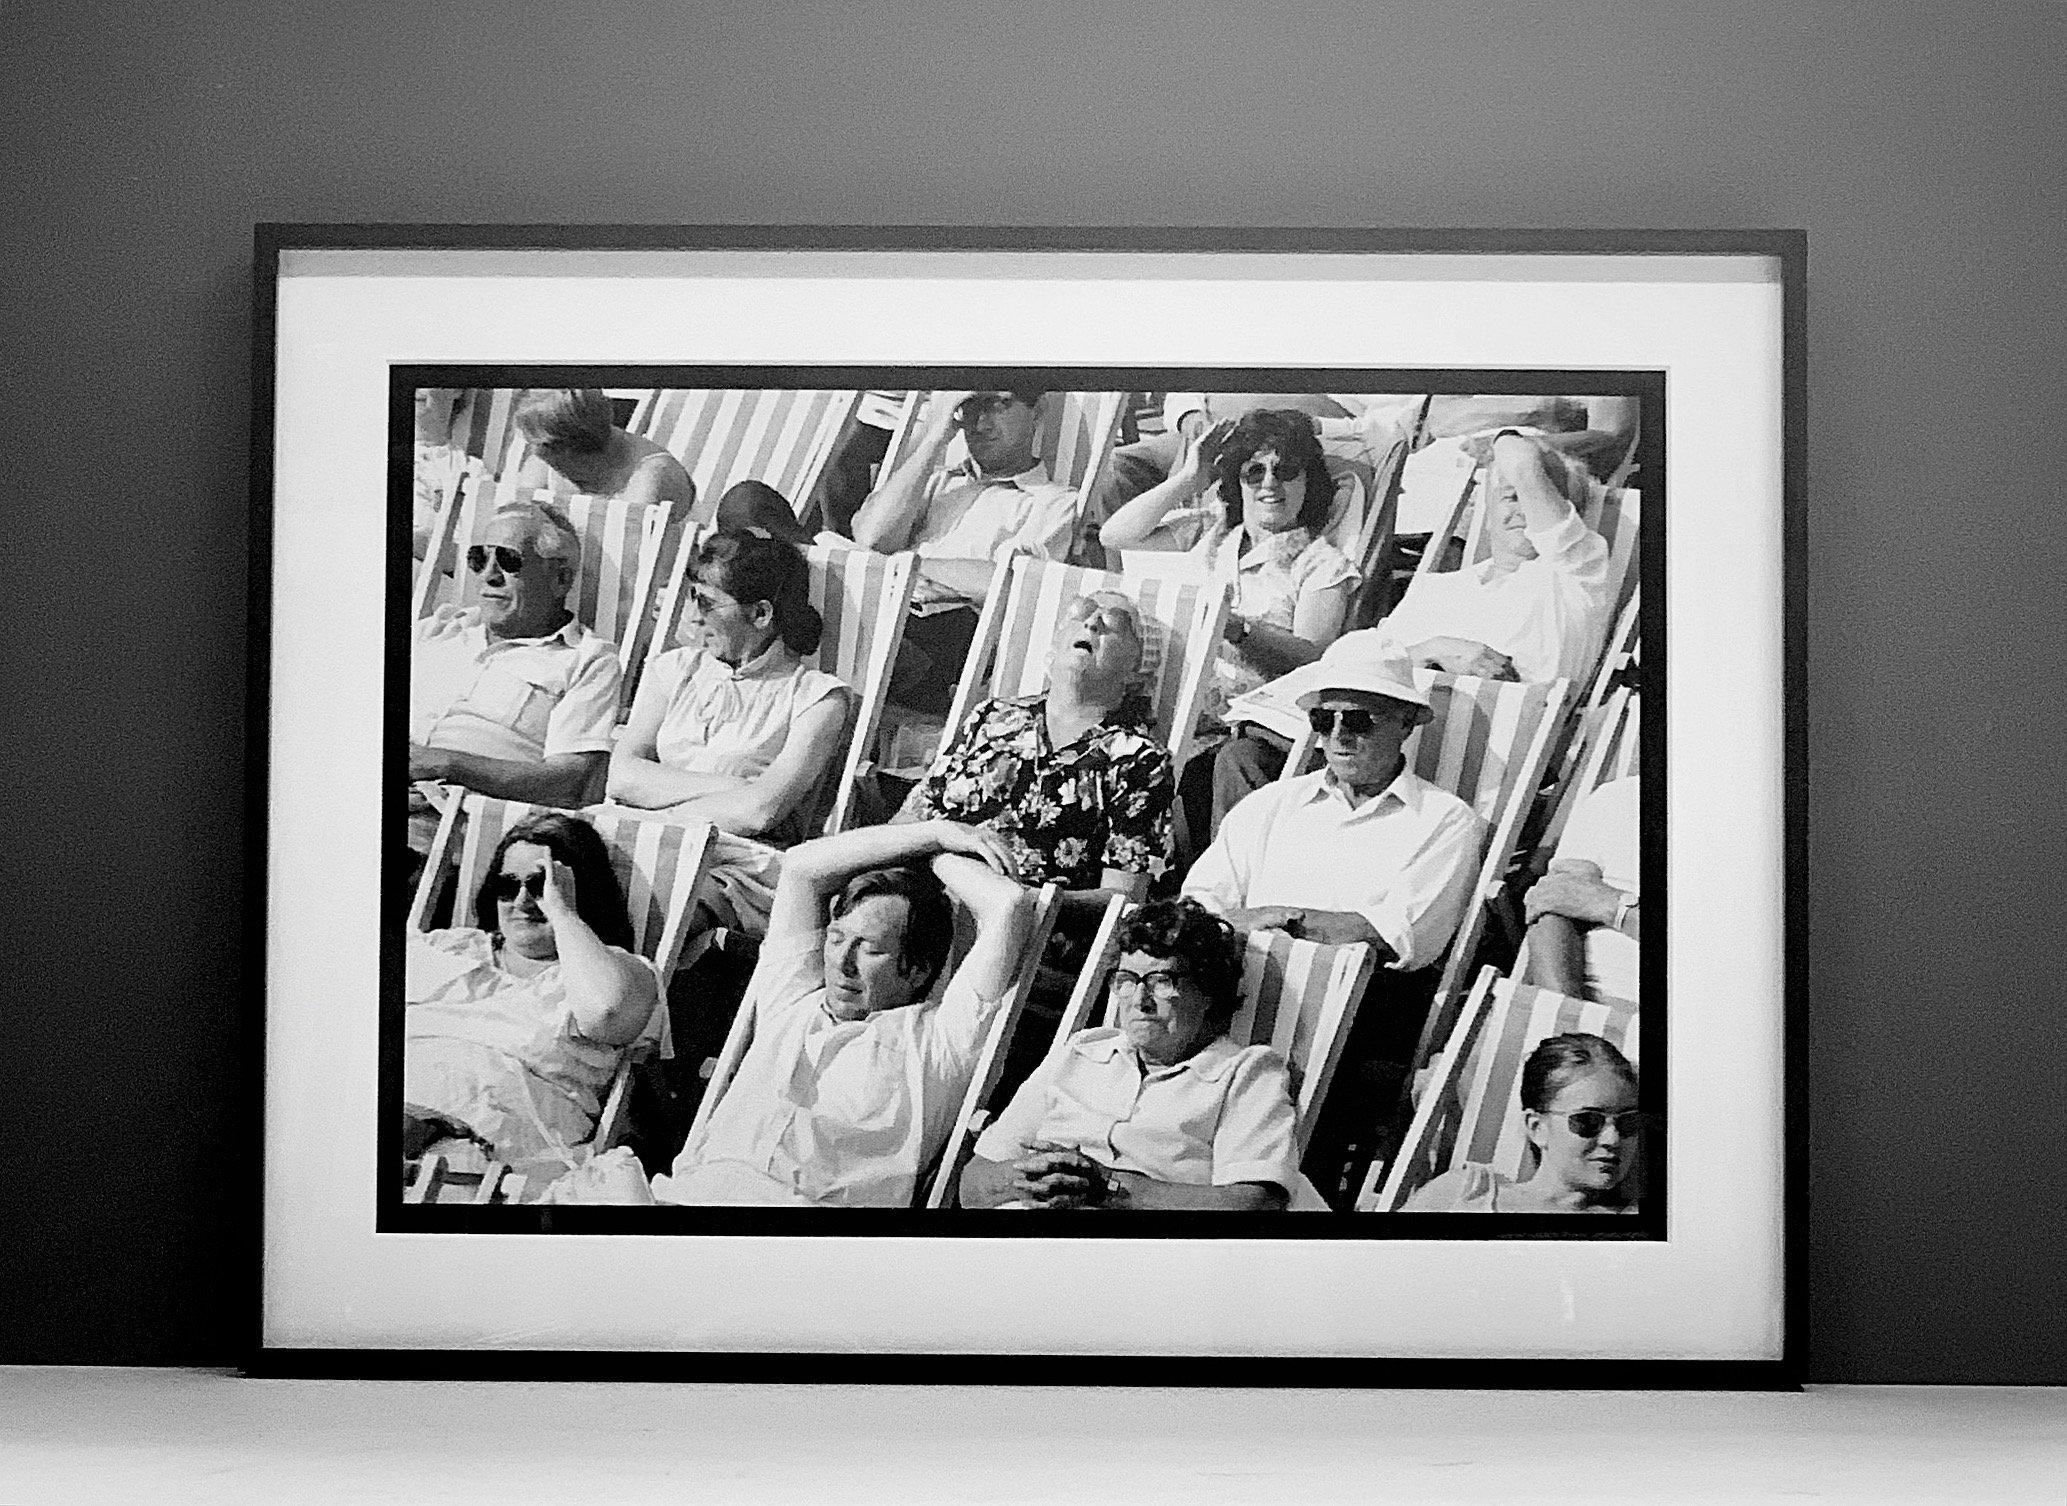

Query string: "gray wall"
[[6, 1, 2062, 1381]]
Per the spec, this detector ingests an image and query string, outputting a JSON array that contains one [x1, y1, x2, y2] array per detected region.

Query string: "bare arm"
[[1099, 421, 1226, 550], [928, 850, 1036, 1004], [1099, 1171, 1287, 1211], [410, 746, 607, 809], [766, 818, 1021, 945], [535, 857, 658, 1047], [644, 690, 852, 839], [851, 391, 970, 553], [1230, 575, 1354, 679]]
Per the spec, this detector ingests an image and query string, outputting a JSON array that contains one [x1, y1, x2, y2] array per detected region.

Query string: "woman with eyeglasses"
[[404, 811, 659, 1172], [1404, 1031, 1642, 1213], [606, 527, 853, 933], [958, 898, 1300, 1211]]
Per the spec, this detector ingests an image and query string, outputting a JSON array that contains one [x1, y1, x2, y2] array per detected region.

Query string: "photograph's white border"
[[262, 245, 1786, 1359]]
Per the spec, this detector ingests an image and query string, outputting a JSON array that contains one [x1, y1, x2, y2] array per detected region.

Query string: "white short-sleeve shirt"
[[410, 606, 622, 762], [974, 1027, 1301, 1193], [1183, 767, 1485, 971]]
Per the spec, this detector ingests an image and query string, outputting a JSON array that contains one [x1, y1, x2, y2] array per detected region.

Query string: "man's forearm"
[[852, 426, 950, 551], [917, 555, 1003, 604], [783, 820, 953, 896], [1103, 1172, 1287, 1211], [422, 748, 603, 808]]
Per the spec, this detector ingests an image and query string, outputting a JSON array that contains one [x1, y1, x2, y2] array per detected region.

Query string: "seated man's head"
[[472, 501, 581, 639], [513, 387, 615, 460], [1520, 1031, 1641, 1200], [1296, 639, 1431, 794], [1046, 590, 1162, 706], [475, 812, 635, 962], [955, 389, 1045, 477], [1214, 409, 1334, 538], [1110, 898, 1246, 1068], [1486, 433, 1590, 571], [822, 865, 955, 1022]]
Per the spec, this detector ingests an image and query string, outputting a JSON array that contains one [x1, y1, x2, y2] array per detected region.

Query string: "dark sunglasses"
[[1557, 1109, 1646, 1140], [466, 543, 527, 575], [1307, 707, 1391, 739], [486, 870, 546, 903], [1239, 457, 1305, 485]]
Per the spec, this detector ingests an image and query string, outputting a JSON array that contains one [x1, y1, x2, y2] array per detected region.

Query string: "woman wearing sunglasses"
[[404, 811, 658, 1172], [958, 898, 1299, 1211], [1404, 1031, 1642, 1213], [606, 527, 852, 933]]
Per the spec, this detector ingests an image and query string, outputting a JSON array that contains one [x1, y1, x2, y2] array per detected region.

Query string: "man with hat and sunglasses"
[[407, 501, 623, 853], [1181, 636, 1482, 972]]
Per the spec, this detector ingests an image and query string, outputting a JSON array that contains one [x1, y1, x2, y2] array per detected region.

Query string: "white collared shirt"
[[974, 1026, 1300, 1192], [1374, 508, 1611, 683], [912, 459, 1079, 567], [410, 605, 622, 762], [1183, 766, 1485, 971], [655, 926, 1005, 1207]]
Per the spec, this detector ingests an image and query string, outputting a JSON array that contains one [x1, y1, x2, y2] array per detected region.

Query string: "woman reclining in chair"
[[1404, 1031, 1642, 1213], [958, 898, 1299, 1211], [606, 524, 854, 934], [404, 812, 659, 1172]]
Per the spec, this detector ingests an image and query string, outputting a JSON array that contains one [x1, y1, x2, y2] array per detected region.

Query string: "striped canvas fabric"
[[1094, 925, 1374, 1154], [437, 794, 715, 987], [450, 388, 528, 478], [1539, 685, 1641, 859], [627, 389, 862, 517], [642, 540, 916, 836], [1457, 476, 1642, 623], [950, 557, 1230, 771]]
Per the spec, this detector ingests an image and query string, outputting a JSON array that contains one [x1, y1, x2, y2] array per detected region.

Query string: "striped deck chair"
[[627, 388, 862, 526], [642, 538, 917, 837], [449, 387, 528, 479], [1344, 432, 1415, 631], [939, 556, 1232, 778], [1452, 475, 1643, 624], [405, 795, 720, 1197], [1089, 928, 1377, 1159], [1276, 668, 1575, 1074], [1538, 684, 1642, 863], [682, 880, 1063, 1205], [1361, 966, 1640, 1211], [440, 480, 676, 683]]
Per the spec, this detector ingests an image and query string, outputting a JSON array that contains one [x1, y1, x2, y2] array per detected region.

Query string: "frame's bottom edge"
[[243, 1349, 1799, 1390]]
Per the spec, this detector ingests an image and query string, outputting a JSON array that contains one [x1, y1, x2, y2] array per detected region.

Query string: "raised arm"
[[1099, 420, 1227, 550], [535, 856, 660, 1047], [928, 849, 1037, 1004], [851, 391, 973, 553], [766, 817, 1021, 947]]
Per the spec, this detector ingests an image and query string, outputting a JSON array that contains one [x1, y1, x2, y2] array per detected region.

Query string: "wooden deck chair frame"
[[1361, 965, 1640, 1212], [450, 386, 527, 480], [627, 388, 862, 527], [940, 555, 1232, 777], [1537, 682, 1641, 864], [922, 882, 1065, 1207], [640, 535, 917, 837], [1274, 669, 1576, 1078], [407, 794, 720, 1165]]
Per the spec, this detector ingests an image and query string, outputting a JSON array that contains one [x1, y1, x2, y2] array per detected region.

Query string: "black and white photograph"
[[393, 378, 1659, 1231], [254, 232, 1789, 1366]]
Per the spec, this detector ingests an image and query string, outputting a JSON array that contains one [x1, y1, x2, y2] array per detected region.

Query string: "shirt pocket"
[[463, 661, 559, 748]]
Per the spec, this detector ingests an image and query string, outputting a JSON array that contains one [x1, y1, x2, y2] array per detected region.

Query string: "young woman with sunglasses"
[[957, 898, 1300, 1212], [403, 812, 657, 1173], [1403, 1031, 1643, 1213], [606, 527, 852, 932]]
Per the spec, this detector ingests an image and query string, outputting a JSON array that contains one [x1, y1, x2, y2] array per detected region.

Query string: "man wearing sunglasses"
[[407, 502, 622, 850], [1182, 637, 1482, 971], [852, 388, 1080, 714]]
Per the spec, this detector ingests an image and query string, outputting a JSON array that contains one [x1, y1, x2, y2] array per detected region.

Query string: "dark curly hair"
[[1212, 408, 1335, 535], [1113, 898, 1247, 1030], [1519, 1032, 1639, 1113], [691, 525, 825, 657], [474, 811, 636, 953]]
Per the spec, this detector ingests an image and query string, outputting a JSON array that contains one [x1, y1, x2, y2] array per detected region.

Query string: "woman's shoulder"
[[1292, 532, 1358, 586], [1404, 1162, 1506, 1211]]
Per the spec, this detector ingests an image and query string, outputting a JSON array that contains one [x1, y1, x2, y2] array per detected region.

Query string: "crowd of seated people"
[[401, 385, 1643, 1212]]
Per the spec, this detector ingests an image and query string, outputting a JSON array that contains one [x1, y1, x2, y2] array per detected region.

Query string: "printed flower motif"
[[1051, 837, 1088, 873]]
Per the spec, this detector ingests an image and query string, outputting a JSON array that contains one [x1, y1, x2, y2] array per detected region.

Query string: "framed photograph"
[[249, 226, 1802, 1381]]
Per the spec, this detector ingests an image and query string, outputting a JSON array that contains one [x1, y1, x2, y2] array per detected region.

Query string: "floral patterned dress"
[[908, 692, 1175, 889]]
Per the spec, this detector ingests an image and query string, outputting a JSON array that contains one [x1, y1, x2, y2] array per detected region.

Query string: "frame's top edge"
[[254, 224, 1805, 259]]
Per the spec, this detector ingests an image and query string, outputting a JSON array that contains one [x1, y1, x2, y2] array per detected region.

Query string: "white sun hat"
[[1291, 633, 1430, 711]]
